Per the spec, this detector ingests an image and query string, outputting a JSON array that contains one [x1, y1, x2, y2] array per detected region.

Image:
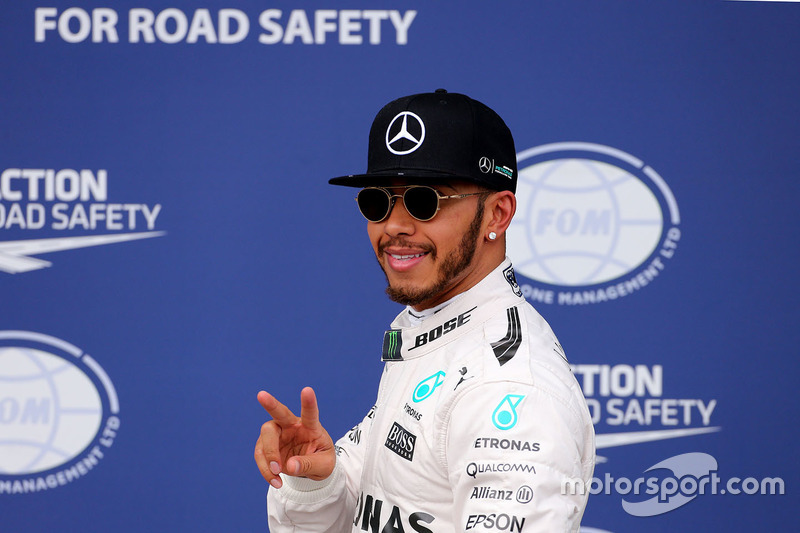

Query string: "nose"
[[382, 195, 416, 236]]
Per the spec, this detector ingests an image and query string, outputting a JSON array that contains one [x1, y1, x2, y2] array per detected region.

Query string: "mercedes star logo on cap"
[[479, 156, 493, 174], [386, 111, 425, 155]]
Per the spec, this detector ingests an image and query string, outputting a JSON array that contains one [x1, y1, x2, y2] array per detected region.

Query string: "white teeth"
[[390, 253, 426, 260]]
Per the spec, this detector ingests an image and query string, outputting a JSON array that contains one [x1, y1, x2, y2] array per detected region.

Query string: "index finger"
[[257, 390, 298, 427]]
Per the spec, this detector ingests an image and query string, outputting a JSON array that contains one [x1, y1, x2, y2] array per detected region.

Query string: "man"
[[254, 89, 595, 532]]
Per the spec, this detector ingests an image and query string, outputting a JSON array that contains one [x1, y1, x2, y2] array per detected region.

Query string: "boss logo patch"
[[384, 422, 416, 461]]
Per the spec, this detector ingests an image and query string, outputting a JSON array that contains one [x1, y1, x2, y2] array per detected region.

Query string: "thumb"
[[285, 453, 335, 481]]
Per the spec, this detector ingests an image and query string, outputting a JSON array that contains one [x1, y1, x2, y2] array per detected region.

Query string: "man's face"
[[367, 182, 488, 310]]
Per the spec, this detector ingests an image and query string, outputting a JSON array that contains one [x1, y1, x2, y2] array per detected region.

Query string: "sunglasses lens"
[[357, 188, 391, 222], [404, 186, 439, 221]]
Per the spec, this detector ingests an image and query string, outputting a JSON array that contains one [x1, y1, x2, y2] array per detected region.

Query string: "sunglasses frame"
[[356, 185, 488, 223]]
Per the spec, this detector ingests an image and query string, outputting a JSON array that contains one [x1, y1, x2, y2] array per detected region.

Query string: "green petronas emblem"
[[412, 371, 446, 402], [492, 394, 525, 430]]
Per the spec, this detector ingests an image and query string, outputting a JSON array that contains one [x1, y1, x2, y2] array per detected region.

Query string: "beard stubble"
[[383, 199, 485, 307]]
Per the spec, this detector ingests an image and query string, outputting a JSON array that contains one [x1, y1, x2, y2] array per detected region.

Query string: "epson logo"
[[466, 513, 526, 532], [474, 437, 540, 452], [384, 422, 416, 461], [408, 307, 476, 351]]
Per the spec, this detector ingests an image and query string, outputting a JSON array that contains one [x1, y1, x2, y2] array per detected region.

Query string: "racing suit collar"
[[381, 258, 523, 362], [405, 293, 465, 327]]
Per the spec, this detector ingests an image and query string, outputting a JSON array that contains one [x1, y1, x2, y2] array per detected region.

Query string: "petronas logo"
[[412, 371, 445, 402], [492, 394, 525, 430]]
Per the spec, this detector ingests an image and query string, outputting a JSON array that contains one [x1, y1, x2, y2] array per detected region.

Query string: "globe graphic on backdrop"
[[0, 347, 102, 475], [508, 154, 664, 287]]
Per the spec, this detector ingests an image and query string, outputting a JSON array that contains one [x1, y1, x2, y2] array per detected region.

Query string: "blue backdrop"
[[1, 1, 798, 531]]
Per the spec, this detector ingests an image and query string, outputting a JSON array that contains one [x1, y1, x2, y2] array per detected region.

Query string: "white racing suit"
[[268, 260, 595, 532]]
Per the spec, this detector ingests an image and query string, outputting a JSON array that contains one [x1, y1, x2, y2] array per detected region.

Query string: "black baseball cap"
[[329, 89, 517, 192]]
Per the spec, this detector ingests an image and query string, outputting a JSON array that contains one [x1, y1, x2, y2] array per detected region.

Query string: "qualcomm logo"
[[0, 331, 120, 494], [0, 168, 164, 273], [507, 143, 680, 305]]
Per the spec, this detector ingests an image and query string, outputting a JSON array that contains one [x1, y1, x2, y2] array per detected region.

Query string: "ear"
[[485, 191, 516, 238]]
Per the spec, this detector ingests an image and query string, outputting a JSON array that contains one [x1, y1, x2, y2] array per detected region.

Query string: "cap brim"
[[329, 169, 465, 188]]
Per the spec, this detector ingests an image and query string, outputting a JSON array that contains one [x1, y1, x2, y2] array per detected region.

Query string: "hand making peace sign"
[[254, 387, 336, 489]]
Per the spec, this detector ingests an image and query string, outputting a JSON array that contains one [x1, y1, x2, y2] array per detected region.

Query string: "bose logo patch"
[[408, 306, 476, 351]]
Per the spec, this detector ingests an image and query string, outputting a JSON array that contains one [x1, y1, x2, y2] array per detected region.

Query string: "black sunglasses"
[[356, 186, 486, 222]]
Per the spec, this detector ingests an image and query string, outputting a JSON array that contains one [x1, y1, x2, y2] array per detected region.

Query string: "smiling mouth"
[[388, 252, 428, 260], [382, 248, 432, 272]]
